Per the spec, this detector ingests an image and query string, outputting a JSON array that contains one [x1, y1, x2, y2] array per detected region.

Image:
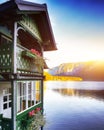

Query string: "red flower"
[[30, 49, 41, 56], [31, 110, 35, 115], [29, 111, 32, 117], [28, 110, 36, 117], [36, 107, 41, 112]]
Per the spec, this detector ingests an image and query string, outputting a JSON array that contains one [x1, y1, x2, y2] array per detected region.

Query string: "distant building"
[[0, 0, 57, 129]]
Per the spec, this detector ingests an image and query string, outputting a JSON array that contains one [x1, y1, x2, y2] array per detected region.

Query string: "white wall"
[[0, 82, 11, 118]]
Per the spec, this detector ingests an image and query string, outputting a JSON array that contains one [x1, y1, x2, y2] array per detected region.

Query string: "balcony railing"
[[0, 43, 44, 75], [17, 45, 44, 75], [0, 43, 12, 73]]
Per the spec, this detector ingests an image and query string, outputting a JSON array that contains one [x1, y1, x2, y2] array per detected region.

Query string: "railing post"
[[11, 81, 17, 130], [13, 22, 17, 73]]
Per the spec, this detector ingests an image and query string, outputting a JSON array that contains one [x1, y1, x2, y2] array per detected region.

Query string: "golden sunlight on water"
[[44, 71, 82, 81]]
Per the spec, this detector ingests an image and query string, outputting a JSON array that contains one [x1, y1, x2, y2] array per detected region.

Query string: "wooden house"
[[0, 0, 57, 129]]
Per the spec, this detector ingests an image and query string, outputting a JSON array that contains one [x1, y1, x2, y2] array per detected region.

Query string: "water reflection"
[[52, 88, 104, 101], [43, 81, 104, 130]]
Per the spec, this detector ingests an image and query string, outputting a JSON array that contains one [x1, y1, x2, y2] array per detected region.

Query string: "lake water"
[[43, 81, 104, 130]]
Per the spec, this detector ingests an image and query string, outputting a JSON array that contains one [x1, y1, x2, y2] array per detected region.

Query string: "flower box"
[[22, 50, 37, 59], [22, 50, 44, 72]]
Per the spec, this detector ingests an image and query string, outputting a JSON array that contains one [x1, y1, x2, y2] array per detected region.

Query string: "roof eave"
[[0, 0, 57, 51]]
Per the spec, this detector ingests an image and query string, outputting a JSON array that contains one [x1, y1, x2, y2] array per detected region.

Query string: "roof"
[[0, 0, 57, 51]]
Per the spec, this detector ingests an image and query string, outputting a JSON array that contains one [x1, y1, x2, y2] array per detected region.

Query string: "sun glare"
[[44, 42, 104, 68]]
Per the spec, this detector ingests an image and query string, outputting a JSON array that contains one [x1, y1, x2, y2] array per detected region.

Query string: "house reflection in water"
[[53, 88, 104, 101]]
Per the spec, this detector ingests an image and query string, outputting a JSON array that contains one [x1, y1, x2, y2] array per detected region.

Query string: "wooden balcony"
[[0, 42, 12, 73], [0, 44, 44, 75], [17, 45, 44, 75]]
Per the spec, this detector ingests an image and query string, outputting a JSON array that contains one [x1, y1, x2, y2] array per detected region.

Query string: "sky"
[[1, 0, 104, 68]]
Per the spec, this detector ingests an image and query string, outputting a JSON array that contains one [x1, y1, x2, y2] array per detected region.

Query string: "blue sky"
[[1, 0, 104, 68]]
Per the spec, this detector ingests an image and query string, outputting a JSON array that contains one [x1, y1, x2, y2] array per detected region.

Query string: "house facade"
[[0, 0, 57, 129]]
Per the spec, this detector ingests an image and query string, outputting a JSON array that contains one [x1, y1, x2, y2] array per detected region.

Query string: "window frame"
[[17, 80, 42, 114], [3, 88, 12, 110]]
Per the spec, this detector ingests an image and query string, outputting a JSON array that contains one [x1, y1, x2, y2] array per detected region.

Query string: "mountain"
[[48, 61, 104, 81]]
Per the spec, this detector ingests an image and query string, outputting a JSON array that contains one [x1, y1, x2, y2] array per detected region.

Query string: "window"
[[3, 88, 11, 110], [17, 81, 42, 113], [17, 82, 26, 112], [28, 82, 34, 107], [35, 81, 41, 104]]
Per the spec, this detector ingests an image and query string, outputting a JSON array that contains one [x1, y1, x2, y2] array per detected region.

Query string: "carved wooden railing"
[[0, 43, 12, 73], [17, 45, 44, 75], [0, 43, 44, 75]]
